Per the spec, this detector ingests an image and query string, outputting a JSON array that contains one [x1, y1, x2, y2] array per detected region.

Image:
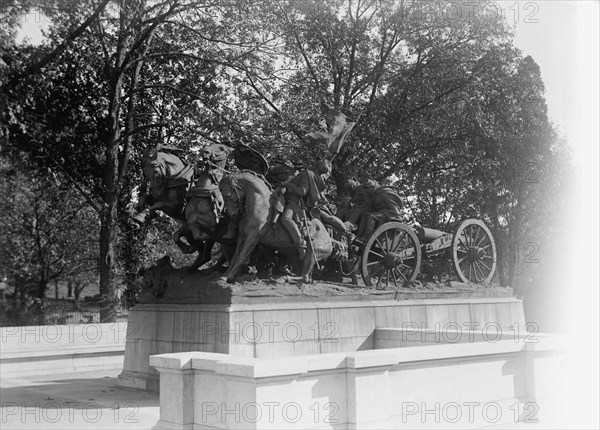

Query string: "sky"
[[492, 3, 599, 416], [508, 1, 599, 163]]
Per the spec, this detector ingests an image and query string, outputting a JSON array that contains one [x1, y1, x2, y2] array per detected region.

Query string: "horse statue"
[[178, 143, 237, 254], [133, 143, 233, 271], [218, 170, 346, 283], [134, 144, 193, 223]]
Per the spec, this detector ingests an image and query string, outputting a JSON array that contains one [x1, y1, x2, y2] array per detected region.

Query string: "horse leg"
[[173, 224, 197, 255], [220, 232, 258, 281], [187, 239, 215, 272], [133, 200, 167, 225], [221, 216, 265, 281], [300, 252, 316, 283]]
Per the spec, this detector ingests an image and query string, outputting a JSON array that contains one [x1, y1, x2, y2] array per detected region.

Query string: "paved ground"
[[0, 368, 577, 430], [1, 369, 159, 430]]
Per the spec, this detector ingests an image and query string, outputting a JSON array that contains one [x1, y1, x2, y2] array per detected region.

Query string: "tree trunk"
[[507, 186, 525, 293], [67, 280, 73, 297], [99, 85, 122, 322], [74, 281, 83, 302], [490, 208, 508, 288], [99, 4, 127, 323], [37, 278, 46, 299], [495, 236, 508, 287], [99, 207, 117, 322], [99, 75, 123, 323]]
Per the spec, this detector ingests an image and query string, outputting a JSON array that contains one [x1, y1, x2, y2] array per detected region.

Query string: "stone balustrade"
[[150, 329, 568, 429]]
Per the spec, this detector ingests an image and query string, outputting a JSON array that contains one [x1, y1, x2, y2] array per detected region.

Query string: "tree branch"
[[2, 0, 111, 90]]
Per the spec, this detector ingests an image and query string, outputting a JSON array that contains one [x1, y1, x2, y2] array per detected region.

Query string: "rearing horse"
[[136, 145, 193, 223], [134, 144, 231, 270], [219, 170, 345, 282]]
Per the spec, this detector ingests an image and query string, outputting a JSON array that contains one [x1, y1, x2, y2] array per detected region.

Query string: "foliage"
[[0, 0, 572, 308], [0, 158, 99, 299]]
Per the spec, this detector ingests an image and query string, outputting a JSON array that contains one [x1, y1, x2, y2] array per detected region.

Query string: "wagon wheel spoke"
[[375, 237, 387, 253], [391, 268, 399, 286], [472, 261, 485, 281], [390, 232, 401, 253], [398, 261, 415, 271], [367, 260, 383, 266], [478, 260, 492, 272], [394, 267, 408, 282], [384, 230, 393, 252], [470, 225, 482, 247], [375, 266, 386, 288], [370, 263, 385, 280], [463, 228, 471, 247], [477, 260, 491, 277], [459, 258, 469, 273], [361, 223, 422, 287], [475, 232, 487, 247], [452, 220, 497, 284]]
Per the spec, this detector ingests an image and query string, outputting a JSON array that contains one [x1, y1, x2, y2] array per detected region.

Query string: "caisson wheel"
[[452, 219, 497, 283], [360, 222, 422, 288]]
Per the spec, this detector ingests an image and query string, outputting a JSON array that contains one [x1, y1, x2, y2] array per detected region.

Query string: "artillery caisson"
[[354, 219, 497, 288]]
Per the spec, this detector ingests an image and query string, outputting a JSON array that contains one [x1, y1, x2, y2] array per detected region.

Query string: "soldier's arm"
[[283, 172, 309, 197]]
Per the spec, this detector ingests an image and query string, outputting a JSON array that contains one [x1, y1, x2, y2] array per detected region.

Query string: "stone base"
[[119, 283, 523, 391], [150, 333, 568, 429], [2, 323, 127, 378]]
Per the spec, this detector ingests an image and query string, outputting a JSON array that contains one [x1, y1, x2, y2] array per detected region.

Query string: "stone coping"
[[150, 333, 567, 379], [132, 296, 521, 313], [1, 322, 128, 359], [1, 344, 125, 361]]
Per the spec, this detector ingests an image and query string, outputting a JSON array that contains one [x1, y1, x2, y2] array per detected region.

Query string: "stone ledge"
[[149, 335, 567, 376], [0, 344, 125, 361]]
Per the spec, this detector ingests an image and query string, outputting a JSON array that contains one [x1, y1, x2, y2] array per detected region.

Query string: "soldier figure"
[[355, 179, 404, 239], [280, 159, 350, 259]]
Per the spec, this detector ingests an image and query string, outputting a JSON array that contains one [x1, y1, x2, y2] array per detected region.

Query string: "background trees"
[[0, 158, 98, 302], [1, 0, 571, 321]]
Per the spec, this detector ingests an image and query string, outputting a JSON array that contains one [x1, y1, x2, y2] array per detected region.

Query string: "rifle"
[[300, 202, 321, 270]]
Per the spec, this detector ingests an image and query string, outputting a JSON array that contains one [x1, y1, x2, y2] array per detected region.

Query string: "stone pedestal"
[[118, 274, 522, 391]]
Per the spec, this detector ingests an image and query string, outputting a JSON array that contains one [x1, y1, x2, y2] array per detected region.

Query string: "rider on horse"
[[280, 159, 352, 259]]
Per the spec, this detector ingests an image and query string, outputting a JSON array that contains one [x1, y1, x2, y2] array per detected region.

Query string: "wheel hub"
[[383, 252, 401, 269], [467, 247, 485, 262]]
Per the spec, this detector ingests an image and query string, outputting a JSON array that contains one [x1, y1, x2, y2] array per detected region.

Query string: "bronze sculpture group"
[[133, 104, 498, 287], [133, 139, 401, 283], [132, 112, 414, 284]]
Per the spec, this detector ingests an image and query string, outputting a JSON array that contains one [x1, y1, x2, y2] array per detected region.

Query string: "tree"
[[0, 161, 99, 301], [2, 0, 284, 320], [1, 0, 570, 301]]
